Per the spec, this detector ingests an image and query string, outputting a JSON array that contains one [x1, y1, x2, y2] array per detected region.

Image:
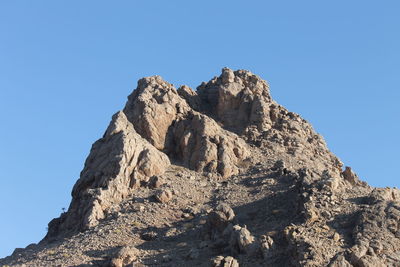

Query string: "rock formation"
[[1, 68, 398, 267], [46, 111, 171, 237]]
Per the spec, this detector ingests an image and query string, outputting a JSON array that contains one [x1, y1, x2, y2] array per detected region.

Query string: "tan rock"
[[260, 235, 274, 259], [229, 225, 258, 255], [305, 207, 319, 223], [155, 189, 173, 203], [197, 68, 272, 133], [110, 246, 139, 267], [328, 254, 352, 267], [332, 232, 340, 242], [208, 203, 236, 232], [169, 113, 250, 178], [369, 187, 400, 203], [198, 68, 343, 176], [123, 75, 191, 150], [177, 85, 201, 110], [342, 166, 359, 185], [47, 111, 170, 235], [212, 255, 239, 267], [325, 176, 340, 191], [122, 75, 249, 179]]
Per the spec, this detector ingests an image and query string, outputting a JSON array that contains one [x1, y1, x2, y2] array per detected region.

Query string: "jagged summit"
[[2, 69, 399, 267]]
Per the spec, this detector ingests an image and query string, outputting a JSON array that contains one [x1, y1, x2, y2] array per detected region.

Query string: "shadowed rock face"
[[5, 68, 394, 267], [197, 68, 273, 133], [165, 113, 250, 178]]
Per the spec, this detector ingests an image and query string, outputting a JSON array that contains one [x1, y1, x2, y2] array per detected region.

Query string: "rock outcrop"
[[212, 255, 240, 267], [123, 75, 251, 179], [2, 68, 398, 267], [109, 246, 139, 267], [46, 111, 170, 236], [166, 113, 250, 178], [197, 67, 272, 133], [123, 76, 191, 150], [46, 71, 254, 237], [348, 188, 400, 266]]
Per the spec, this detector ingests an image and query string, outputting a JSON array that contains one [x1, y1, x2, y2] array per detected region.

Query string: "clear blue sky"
[[0, 0, 399, 258]]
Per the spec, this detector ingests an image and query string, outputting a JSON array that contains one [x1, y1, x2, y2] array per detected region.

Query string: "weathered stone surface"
[[205, 204, 259, 256], [4, 68, 398, 267], [328, 254, 352, 267], [212, 255, 239, 267], [342, 166, 359, 185], [198, 68, 342, 176], [46, 111, 170, 235], [260, 235, 275, 260], [368, 187, 400, 203], [228, 225, 258, 255], [167, 113, 250, 178], [177, 85, 201, 111], [207, 203, 236, 233], [348, 187, 400, 266], [197, 67, 272, 133], [187, 248, 200, 260], [122, 75, 250, 179], [154, 189, 173, 203], [123, 76, 191, 150], [109, 246, 139, 267]]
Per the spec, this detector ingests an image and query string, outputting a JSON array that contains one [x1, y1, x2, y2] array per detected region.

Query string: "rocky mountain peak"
[[48, 67, 340, 236], [2, 69, 399, 267]]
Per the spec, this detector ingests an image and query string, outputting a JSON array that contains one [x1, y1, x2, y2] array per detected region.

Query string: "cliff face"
[[1, 69, 399, 267]]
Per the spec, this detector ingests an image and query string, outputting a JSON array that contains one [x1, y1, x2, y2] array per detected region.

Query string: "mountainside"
[[1, 68, 399, 267]]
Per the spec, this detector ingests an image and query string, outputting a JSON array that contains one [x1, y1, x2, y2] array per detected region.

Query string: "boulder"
[[109, 246, 139, 267], [207, 203, 236, 233], [154, 189, 173, 204], [342, 166, 359, 185], [260, 235, 274, 259], [227, 225, 258, 255], [212, 256, 239, 267]]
